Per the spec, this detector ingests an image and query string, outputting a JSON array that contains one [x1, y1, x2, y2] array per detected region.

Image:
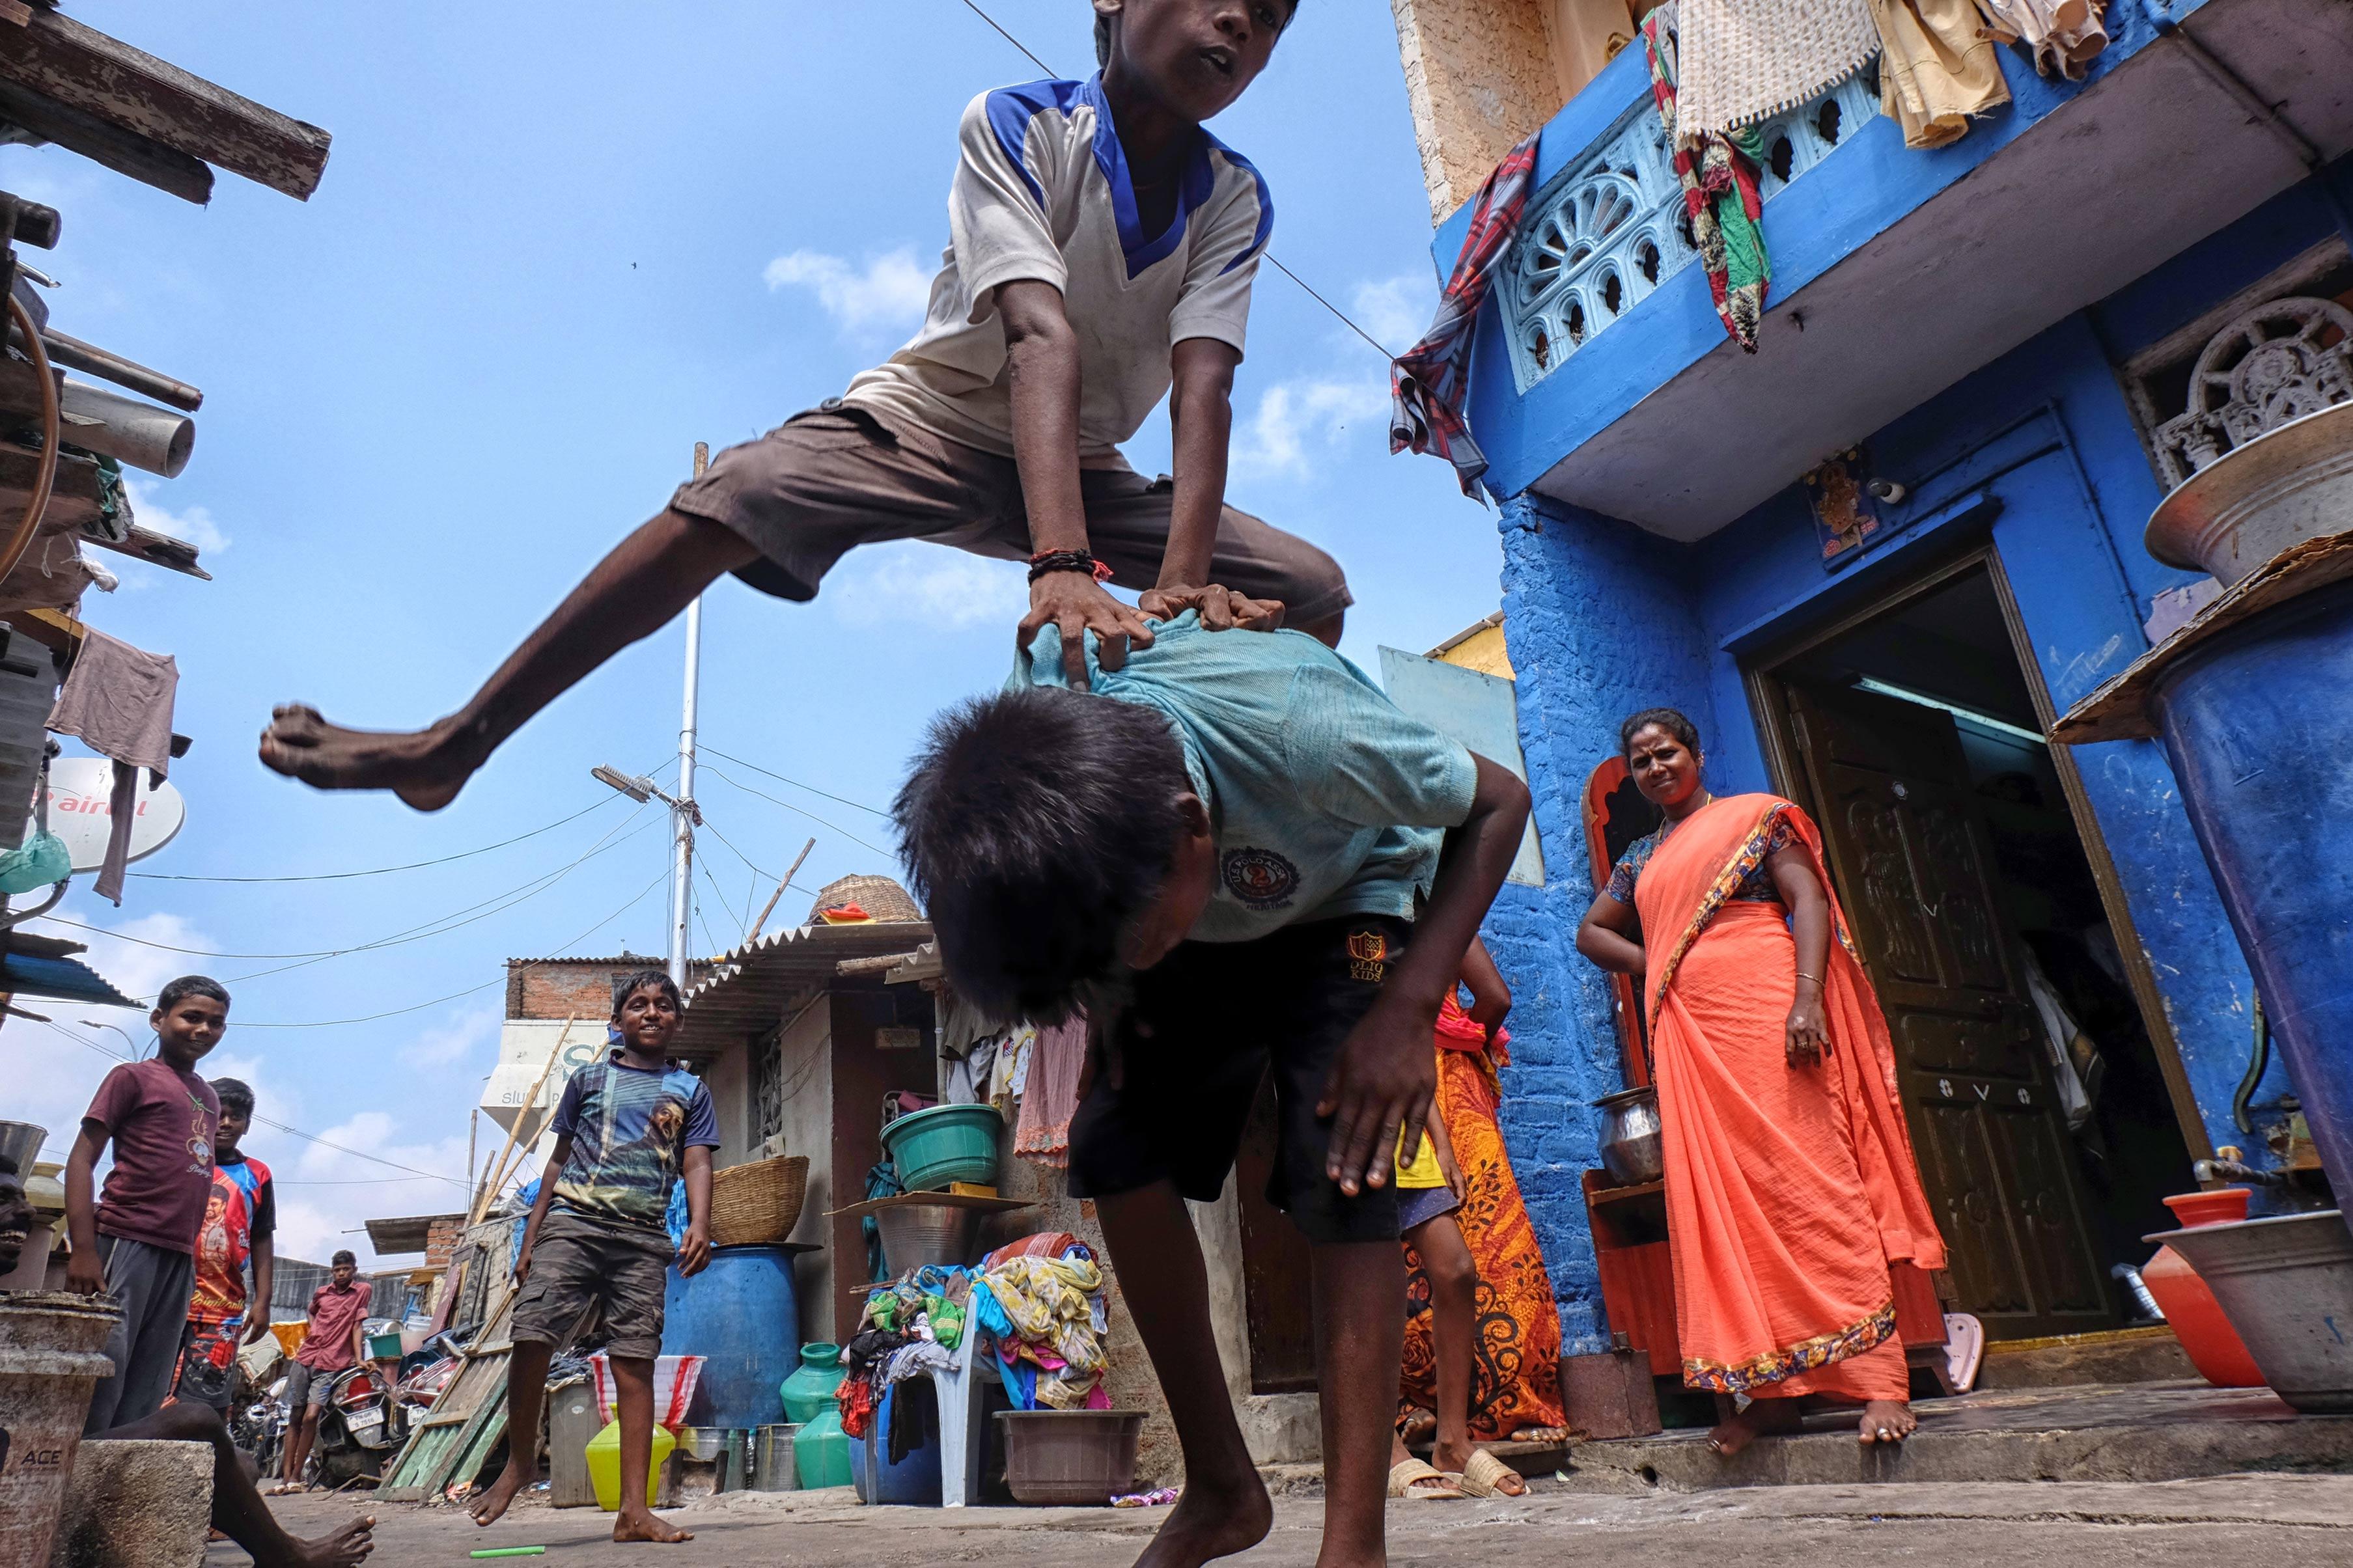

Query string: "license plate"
[[347, 1409, 383, 1431]]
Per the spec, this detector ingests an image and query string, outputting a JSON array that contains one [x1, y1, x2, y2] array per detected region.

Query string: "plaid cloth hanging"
[[1387, 132, 1540, 501], [1643, 10, 1772, 353]]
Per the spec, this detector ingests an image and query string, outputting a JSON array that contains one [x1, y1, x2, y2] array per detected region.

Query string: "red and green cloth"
[[1643, 11, 1772, 353]]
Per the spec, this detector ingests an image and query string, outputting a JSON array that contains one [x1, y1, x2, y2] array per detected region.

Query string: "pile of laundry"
[[837, 1263, 971, 1448], [971, 1235, 1111, 1412]]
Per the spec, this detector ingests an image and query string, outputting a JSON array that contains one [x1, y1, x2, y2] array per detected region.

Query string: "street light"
[[591, 765, 654, 804], [80, 1017, 142, 1061], [591, 760, 700, 987]]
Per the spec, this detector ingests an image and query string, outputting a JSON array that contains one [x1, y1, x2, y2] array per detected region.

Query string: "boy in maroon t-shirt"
[[65, 974, 230, 1433]]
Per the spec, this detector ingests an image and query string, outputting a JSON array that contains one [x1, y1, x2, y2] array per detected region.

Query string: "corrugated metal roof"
[[670, 919, 932, 1060]]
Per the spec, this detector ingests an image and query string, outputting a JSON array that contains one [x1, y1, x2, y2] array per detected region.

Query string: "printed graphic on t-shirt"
[[189, 1157, 272, 1328], [1347, 929, 1389, 983], [1222, 847, 1300, 910], [549, 1056, 719, 1233]]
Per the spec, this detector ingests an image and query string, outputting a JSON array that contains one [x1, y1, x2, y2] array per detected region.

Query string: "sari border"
[[1681, 1298, 1899, 1394], [1647, 799, 1865, 1016]]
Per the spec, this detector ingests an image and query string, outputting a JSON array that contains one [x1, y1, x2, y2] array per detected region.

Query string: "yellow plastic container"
[[585, 1418, 676, 1511]]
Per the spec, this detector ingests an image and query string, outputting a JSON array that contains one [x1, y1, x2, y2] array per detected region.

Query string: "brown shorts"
[[668, 400, 1353, 627], [511, 1210, 673, 1362]]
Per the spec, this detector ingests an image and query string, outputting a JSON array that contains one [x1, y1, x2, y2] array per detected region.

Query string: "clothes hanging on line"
[[1868, 0, 2012, 149], [1673, 0, 1882, 137], [46, 627, 178, 905], [1014, 1012, 1088, 1168], [1975, 0, 2107, 81], [1643, 11, 1774, 352]]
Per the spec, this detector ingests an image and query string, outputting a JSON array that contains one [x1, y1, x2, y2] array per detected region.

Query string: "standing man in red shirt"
[[65, 975, 229, 1434], [274, 1251, 371, 1494], [174, 1077, 277, 1410]]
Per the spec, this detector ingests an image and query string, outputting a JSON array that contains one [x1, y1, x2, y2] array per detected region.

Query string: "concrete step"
[[1561, 1380, 2353, 1493]]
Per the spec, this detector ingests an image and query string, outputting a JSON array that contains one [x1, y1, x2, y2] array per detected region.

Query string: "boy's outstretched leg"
[[608, 1353, 691, 1544], [469, 1339, 553, 1528], [261, 509, 757, 810], [1094, 1183, 1273, 1568], [109, 1402, 375, 1568], [1311, 1240, 1408, 1568]]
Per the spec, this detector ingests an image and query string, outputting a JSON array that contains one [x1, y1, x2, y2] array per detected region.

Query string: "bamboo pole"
[[467, 1018, 574, 1228], [747, 837, 818, 944]]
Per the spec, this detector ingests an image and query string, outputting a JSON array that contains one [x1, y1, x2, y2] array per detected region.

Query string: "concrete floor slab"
[[1563, 1380, 2353, 1493]]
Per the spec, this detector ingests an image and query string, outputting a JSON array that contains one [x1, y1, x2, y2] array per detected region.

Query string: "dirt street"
[[217, 1472, 2353, 1567]]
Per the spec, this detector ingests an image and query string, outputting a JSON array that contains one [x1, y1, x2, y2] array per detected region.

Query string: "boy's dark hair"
[[896, 685, 1190, 1021], [1621, 707, 1701, 758], [612, 969, 682, 1017], [1094, 0, 1298, 67], [212, 1077, 255, 1117], [331, 1248, 357, 1267], [157, 974, 230, 1012]]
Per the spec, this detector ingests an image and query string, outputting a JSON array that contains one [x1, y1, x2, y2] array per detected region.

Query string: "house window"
[[752, 1025, 785, 1149]]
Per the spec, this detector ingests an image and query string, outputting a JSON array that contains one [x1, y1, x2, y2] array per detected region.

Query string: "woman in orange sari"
[[1576, 709, 1947, 1452]]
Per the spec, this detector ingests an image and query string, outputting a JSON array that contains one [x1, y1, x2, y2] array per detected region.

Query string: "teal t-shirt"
[[1015, 613, 1479, 943]]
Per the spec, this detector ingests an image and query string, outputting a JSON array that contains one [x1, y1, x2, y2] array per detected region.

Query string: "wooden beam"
[[83, 523, 208, 581], [0, 76, 211, 204], [0, 8, 328, 199]]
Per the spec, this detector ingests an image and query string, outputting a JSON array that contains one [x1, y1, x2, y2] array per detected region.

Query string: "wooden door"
[[1788, 684, 2114, 1340], [1234, 1073, 1319, 1393]]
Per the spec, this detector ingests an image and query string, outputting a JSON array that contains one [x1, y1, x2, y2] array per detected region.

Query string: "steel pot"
[[1594, 1086, 1663, 1188], [2148, 1210, 2353, 1412], [2146, 400, 2353, 585]]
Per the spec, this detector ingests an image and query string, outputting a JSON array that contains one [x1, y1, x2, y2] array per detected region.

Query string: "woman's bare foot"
[[1859, 1399, 1917, 1446], [466, 1460, 532, 1528], [258, 706, 481, 812], [283, 1514, 375, 1568], [613, 1504, 693, 1544], [1133, 1476, 1272, 1568], [1707, 1397, 1803, 1457]]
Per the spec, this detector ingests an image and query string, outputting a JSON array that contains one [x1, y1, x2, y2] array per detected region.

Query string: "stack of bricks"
[[423, 1217, 461, 1271]]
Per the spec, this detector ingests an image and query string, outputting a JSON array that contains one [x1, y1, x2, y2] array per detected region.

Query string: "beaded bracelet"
[[1027, 549, 1113, 585]]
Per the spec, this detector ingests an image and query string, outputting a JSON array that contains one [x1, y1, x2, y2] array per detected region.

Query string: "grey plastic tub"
[[996, 1409, 1144, 1506], [2147, 1209, 2353, 1412]]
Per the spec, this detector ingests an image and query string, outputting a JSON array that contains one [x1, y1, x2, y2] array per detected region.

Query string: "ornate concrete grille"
[[2151, 296, 2353, 486]]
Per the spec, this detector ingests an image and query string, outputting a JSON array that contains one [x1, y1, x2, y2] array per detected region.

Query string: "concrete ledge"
[[1975, 1326, 2197, 1390], [48, 1438, 211, 1568], [1561, 1381, 2353, 1493]]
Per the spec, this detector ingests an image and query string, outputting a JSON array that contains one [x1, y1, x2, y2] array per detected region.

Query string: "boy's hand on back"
[[1137, 583, 1286, 633], [1318, 993, 1439, 1199], [1022, 572, 1159, 685]]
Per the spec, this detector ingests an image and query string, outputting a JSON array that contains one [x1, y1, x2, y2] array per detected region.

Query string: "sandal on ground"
[[1387, 1459, 1464, 1500], [1453, 1450, 1527, 1498]]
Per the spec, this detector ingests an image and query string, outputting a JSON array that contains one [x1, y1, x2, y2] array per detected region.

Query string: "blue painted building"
[[1385, 0, 2353, 1375]]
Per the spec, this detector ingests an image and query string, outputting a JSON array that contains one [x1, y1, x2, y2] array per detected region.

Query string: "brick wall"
[[423, 1217, 460, 1269], [505, 957, 716, 1021]]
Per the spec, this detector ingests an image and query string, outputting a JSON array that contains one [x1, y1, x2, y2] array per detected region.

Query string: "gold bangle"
[[1795, 970, 1823, 985]]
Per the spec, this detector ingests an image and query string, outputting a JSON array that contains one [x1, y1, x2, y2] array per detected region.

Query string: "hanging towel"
[[1387, 132, 1540, 499], [1973, 0, 2106, 81], [1675, 0, 1881, 137], [1013, 1012, 1088, 1168], [1867, 0, 2011, 149], [46, 627, 178, 905], [1643, 12, 1774, 353]]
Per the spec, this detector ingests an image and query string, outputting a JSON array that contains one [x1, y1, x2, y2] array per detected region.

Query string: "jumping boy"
[[175, 1076, 277, 1411], [896, 614, 1529, 1568], [470, 970, 717, 1545], [259, 0, 1326, 810], [66, 974, 229, 1434]]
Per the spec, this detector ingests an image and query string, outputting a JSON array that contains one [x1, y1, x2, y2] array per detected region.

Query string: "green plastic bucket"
[[881, 1104, 1002, 1192]]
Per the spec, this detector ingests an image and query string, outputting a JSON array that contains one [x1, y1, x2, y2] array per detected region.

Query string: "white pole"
[[671, 441, 710, 988]]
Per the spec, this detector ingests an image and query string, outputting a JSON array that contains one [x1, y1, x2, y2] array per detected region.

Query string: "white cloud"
[[1231, 375, 1390, 479], [826, 540, 1030, 631], [1351, 275, 1435, 353], [123, 476, 229, 558], [402, 1006, 498, 1069], [763, 247, 933, 335]]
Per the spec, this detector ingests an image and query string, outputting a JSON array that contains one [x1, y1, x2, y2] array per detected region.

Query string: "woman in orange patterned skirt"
[[1394, 939, 1567, 1493], [1577, 709, 1947, 1453]]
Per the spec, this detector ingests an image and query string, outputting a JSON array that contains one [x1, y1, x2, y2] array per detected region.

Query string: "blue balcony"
[[1435, 0, 2353, 537]]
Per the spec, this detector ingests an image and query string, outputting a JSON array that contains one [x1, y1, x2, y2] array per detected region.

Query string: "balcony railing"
[[1498, 70, 1880, 394]]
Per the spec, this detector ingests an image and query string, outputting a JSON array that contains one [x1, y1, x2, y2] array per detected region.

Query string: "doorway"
[[1750, 557, 2198, 1341]]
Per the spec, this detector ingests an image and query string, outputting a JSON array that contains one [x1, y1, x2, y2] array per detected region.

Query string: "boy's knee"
[[1423, 1247, 1477, 1302]]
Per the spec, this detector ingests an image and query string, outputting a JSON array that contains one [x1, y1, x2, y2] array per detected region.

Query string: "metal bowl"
[[2147, 400, 2353, 585], [1593, 1087, 1663, 1188], [0, 1121, 47, 1179], [872, 1200, 985, 1274]]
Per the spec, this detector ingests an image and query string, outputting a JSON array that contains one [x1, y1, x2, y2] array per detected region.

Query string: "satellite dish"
[[30, 757, 186, 873]]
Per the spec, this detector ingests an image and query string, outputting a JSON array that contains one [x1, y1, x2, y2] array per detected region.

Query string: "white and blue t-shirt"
[[547, 1052, 721, 1237], [843, 74, 1273, 465], [1016, 615, 1480, 944]]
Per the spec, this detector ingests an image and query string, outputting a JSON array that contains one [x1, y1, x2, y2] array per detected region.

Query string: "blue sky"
[[3, 1, 1505, 1265]]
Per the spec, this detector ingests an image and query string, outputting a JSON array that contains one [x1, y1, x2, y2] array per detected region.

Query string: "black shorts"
[[511, 1210, 673, 1361], [1068, 915, 1413, 1245]]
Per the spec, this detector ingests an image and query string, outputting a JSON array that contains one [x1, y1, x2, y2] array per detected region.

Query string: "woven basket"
[[805, 873, 923, 927], [708, 1153, 810, 1246]]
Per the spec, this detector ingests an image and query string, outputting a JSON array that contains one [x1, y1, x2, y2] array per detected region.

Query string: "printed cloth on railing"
[[1644, 10, 1772, 353], [1387, 133, 1540, 500]]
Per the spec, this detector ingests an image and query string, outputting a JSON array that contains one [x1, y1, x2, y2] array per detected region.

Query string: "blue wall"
[[1481, 164, 2345, 1351]]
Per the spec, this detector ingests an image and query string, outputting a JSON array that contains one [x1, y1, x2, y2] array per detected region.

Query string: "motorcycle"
[[308, 1364, 400, 1485], [228, 1377, 288, 1478]]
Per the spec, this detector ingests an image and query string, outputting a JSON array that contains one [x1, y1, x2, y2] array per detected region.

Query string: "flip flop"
[[1386, 1459, 1464, 1500], [1453, 1450, 1527, 1498]]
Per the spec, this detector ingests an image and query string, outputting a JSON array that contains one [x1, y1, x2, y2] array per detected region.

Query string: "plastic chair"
[[921, 1325, 994, 1507]]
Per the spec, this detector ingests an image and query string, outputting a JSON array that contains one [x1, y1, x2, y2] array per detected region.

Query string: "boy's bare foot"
[[258, 706, 480, 812], [1859, 1399, 1917, 1445], [1707, 1397, 1802, 1457], [613, 1504, 693, 1544], [281, 1514, 375, 1568], [1133, 1476, 1271, 1568], [466, 1461, 532, 1527]]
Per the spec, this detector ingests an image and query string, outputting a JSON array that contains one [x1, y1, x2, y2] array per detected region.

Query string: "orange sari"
[[1635, 795, 1946, 1399]]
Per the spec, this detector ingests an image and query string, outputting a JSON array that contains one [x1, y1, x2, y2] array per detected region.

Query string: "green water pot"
[[779, 1342, 841, 1426], [794, 1403, 852, 1490]]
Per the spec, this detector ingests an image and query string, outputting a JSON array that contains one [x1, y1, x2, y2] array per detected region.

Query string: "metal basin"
[[0, 1121, 46, 1177], [1594, 1086, 1664, 1188], [873, 1200, 984, 1273], [2148, 1210, 2353, 1412], [2147, 400, 2353, 585]]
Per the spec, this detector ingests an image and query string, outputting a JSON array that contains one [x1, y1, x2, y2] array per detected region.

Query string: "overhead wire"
[[949, 0, 1400, 362], [699, 745, 891, 820], [128, 793, 626, 883], [698, 762, 893, 857]]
